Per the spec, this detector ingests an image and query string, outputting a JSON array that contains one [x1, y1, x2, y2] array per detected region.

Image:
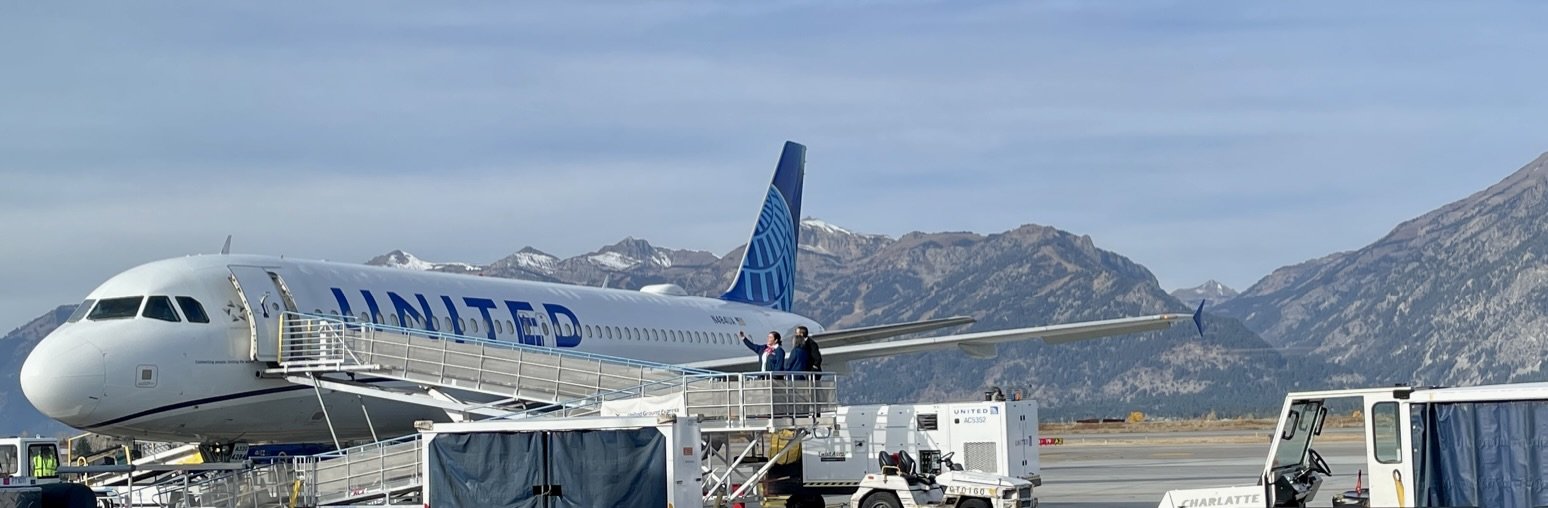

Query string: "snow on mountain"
[[1169, 280, 1239, 307], [511, 249, 558, 272], [587, 252, 639, 270], [365, 250, 483, 273]]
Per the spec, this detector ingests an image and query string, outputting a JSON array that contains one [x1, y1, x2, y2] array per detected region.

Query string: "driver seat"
[[877, 451, 899, 475], [876, 451, 930, 486]]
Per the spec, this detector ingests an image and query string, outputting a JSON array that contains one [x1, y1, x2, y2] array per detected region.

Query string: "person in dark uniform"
[[794, 325, 821, 371], [784, 335, 811, 372], [740, 331, 785, 372]]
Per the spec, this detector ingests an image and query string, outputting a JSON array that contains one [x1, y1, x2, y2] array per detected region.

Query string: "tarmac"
[[1036, 428, 1367, 507]]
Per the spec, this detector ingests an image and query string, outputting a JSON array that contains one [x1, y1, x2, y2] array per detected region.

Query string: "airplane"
[[20, 141, 1199, 445]]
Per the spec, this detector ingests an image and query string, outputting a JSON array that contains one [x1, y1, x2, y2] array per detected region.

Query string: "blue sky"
[[2, 1, 1546, 329]]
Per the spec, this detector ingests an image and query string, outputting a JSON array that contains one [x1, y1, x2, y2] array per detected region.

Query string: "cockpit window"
[[175, 297, 210, 324], [66, 300, 96, 323], [88, 297, 144, 321], [142, 296, 181, 322]]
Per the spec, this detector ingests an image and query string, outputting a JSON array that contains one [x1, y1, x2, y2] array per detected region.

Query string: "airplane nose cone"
[[21, 333, 107, 426]]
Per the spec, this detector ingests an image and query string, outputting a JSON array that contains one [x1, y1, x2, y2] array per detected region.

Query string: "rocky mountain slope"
[[369, 219, 1314, 419], [1217, 152, 1548, 386]]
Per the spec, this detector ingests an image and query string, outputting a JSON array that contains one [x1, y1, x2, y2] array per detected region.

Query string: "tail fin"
[[720, 141, 806, 312]]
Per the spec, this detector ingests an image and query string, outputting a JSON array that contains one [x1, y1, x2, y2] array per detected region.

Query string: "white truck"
[[0, 436, 100, 507], [770, 399, 1041, 497], [1159, 382, 1548, 508], [0, 437, 61, 489]]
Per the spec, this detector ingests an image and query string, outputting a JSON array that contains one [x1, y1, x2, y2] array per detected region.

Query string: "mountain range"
[[362, 219, 1314, 419], [1216, 152, 1548, 387], [7, 150, 1548, 435]]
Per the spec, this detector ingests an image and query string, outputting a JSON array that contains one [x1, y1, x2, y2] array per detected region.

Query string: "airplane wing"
[[811, 316, 975, 348], [684, 312, 1194, 373]]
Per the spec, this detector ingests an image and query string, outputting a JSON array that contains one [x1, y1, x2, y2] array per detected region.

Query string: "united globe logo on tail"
[[721, 141, 805, 312]]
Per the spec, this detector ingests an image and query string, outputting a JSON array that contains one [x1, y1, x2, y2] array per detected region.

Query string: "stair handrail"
[[279, 311, 718, 376]]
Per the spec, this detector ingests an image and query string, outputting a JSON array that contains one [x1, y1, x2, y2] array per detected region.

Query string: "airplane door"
[[228, 265, 298, 362]]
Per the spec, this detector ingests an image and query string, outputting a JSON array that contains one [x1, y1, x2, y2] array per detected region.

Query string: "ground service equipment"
[[784, 400, 1040, 496], [849, 450, 1035, 508], [1157, 381, 1548, 508]]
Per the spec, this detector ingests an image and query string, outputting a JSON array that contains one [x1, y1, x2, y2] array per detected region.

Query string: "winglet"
[[1192, 299, 1207, 337], [221, 235, 233, 255]]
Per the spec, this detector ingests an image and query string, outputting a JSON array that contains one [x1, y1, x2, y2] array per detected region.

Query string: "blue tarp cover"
[[428, 428, 666, 508], [429, 432, 544, 508], [1415, 400, 1548, 508], [548, 428, 667, 508]]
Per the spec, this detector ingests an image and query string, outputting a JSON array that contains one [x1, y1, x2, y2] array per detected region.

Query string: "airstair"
[[162, 313, 837, 507], [267, 312, 724, 418]]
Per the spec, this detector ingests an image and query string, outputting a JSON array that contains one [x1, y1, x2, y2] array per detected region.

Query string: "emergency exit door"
[[228, 265, 297, 362]]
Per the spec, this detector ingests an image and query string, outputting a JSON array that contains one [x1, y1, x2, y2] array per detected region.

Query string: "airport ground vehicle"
[[0, 437, 98, 507], [418, 406, 1037, 508], [0, 437, 61, 488], [768, 399, 1041, 496], [849, 450, 1035, 508], [1158, 382, 1548, 508]]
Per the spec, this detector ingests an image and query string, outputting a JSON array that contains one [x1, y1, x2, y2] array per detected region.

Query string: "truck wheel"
[[959, 499, 992, 508], [860, 492, 903, 508]]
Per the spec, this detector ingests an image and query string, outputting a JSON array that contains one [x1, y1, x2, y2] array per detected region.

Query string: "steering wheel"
[[939, 451, 964, 471], [1307, 448, 1332, 476]]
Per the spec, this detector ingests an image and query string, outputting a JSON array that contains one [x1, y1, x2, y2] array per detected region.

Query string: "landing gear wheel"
[[960, 499, 992, 508], [860, 492, 903, 508]]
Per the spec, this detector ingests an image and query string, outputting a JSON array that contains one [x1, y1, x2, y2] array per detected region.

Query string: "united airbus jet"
[[20, 142, 1195, 444]]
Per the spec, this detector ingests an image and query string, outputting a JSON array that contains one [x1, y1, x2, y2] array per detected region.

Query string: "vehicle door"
[[1264, 398, 1328, 507], [1362, 395, 1414, 507]]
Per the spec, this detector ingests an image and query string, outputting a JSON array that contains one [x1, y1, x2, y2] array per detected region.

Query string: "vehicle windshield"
[[1273, 399, 1324, 471]]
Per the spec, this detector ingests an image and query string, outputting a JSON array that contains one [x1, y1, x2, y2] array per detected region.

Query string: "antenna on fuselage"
[[220, 235, 233, 255]]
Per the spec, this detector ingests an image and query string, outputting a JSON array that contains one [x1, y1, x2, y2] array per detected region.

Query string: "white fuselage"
[[21, 254, 821, 443]]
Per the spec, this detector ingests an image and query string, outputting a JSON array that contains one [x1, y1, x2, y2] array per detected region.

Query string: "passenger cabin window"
[[142, 296, 181, 322], [0, 444, 15, 476], [89, 296, 144, 321], [1372, 402, 1403, 464], [66, 300, 96, 323], [176, 297, 210, 323]]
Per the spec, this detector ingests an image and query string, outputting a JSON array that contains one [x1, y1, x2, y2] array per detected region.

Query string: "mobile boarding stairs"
[[170, 312, 838, 507]]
